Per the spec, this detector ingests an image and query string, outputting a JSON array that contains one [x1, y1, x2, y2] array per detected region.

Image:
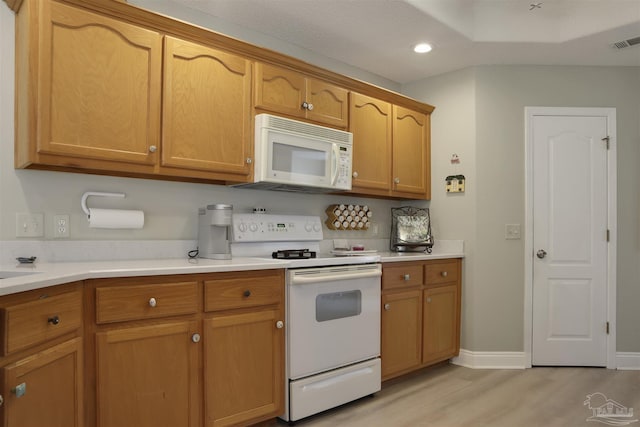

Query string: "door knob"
[[536, 249, 547, 259]]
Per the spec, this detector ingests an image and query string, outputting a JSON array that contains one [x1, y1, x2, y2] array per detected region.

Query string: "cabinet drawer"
[[95, 281, 198, 324], [204, 270, 283, 312], [425, 260, 459, 286], [1, 289, 82, 355], [382, 263, 424, 290]]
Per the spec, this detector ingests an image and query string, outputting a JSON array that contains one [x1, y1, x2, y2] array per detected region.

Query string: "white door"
[[531, 111, 612, 366]]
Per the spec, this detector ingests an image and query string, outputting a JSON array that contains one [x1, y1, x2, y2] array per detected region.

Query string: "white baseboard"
[[452, 349, 640, 370], [451, 349, 526, 369], [616, 352, 640, 370]]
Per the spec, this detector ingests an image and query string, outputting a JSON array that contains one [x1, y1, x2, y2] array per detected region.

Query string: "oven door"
[[287, 263, 381, 380]]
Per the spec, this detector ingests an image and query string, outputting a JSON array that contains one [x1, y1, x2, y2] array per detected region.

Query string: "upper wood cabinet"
[[392, 106, 431, 199], [15, 0, 162, 173], [255, 63, 349, 128], [349, 92, 392, 194], [161, 36, 253, 182]]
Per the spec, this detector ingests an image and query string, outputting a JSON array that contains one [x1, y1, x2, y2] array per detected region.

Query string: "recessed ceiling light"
[[413, 43, 432, 53]]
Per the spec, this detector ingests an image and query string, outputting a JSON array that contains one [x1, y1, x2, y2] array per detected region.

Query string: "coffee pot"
[[198, 204, 232, 259]]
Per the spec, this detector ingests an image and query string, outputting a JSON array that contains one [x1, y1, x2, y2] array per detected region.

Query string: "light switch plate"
[[505, 224, 521, 240], [16, 213, 44, 237]]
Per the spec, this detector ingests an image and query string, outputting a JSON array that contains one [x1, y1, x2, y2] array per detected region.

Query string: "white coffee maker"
[[198, 204, 232, 259]]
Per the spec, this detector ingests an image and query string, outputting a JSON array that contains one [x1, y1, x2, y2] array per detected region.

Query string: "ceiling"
[[165, 0, 640, 84]]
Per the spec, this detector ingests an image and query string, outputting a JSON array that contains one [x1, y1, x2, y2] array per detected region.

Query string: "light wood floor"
[[273, 364, 640, 427]]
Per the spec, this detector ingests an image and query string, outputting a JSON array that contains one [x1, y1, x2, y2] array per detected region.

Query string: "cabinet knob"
[[47, 315, 60, 325], [148, 297, 157, 308], [352, 171, 358, 178], [11, 383, 26, 398], [384, 303, 390, 311], [307, 103, 314, 111], [246, 157, 253, 164], [441, 271, 448, 277], [243, 290, 251, 297], [148, 145, 157, 153], [427, 297, 432, 303], [192, 333, 201, 343], [394, 177, 400, 184], [276, 320, 284, 329], [403, 274, 411, 281], [301, 101, 314, 111], [0, 394, 3, 407]]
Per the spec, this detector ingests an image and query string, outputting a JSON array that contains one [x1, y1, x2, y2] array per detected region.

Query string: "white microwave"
[[235, 114, 353, 193]]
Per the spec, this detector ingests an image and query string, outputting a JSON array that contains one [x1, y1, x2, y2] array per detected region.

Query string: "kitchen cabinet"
[[161, 36, 253, 182], [0, 282, 83, 427], [349, 92, 393, 194], [392, 106, 431, 199], [349, 96, 431, 200], [85, 269, 285, 427], [203, 270, 285, 427], [14, 0, 162, 174], [255, 62, 349, 128], [380, 259, 461, 380]]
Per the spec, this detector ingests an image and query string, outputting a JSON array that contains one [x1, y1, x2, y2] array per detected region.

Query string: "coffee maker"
[[198, 204, 232, 259]]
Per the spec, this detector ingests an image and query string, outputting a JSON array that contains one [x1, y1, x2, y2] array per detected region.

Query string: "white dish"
[[330, 249, 378, 256]]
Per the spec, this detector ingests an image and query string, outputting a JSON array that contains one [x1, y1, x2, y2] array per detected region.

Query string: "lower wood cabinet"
[[86, 269, 285, 427], [0, 282, 84, 427], [381, 259, 461, 381]]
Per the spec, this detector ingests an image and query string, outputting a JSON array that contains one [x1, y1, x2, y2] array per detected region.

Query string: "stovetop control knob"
[[313, 223, 321, 232], [237, 223, 247, 232], [305, 223, 313, 232], [249, 223, 258, 232]]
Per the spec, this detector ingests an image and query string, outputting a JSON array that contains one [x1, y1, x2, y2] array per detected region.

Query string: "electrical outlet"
[[54, 214, 70, 238], [505, 224, 521, 240], [15, 213, 44, 237]]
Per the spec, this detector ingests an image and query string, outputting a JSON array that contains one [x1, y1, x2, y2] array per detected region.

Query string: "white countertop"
[[0, 242, 463, 296]]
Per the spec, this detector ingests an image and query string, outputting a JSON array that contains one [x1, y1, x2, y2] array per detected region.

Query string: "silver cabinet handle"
[[352, 171, 358, 178], [246, 157, 252, 164], [426, 297, 432, 303], [191, 333, 201, 343], [276, 320, 284, 329], [11, 383, 26, 398], [394, 177, 400, 184], [441, 271, 448, 277], [148, 145, 157, 153], [0, 394, 3, 406], [384, 303, 390, 311], [307, 103, 314, 111], [537, 249, 547, 259], [403, 274, 411, 281], [148, 297, 157, 308]]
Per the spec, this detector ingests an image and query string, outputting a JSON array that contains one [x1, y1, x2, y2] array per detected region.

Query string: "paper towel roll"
[[88, 208, 144, 229]]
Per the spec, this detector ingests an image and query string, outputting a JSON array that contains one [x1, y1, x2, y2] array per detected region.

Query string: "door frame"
[[523, 107, 617, 369]]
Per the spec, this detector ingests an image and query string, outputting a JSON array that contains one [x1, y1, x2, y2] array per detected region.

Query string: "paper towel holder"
[[81, 192, 125, 217]]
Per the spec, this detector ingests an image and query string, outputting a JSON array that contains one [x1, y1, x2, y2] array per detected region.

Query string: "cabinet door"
[[205, 309, 284, 427], [423, 284, 459, 365], [381, 290, 422, 380], [96, 321, 200, 427], [306, 78, 348, 128], [254, 63, 306, 119], [38, 1, 162, 165], [349, 93, 392, 193], [2, 338, 83, 427], [162, 37, 252, 180], [392, 105, 431, 199]]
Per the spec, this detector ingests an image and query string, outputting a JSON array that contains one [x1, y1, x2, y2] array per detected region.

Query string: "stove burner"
[[272, 249, 317, 259]]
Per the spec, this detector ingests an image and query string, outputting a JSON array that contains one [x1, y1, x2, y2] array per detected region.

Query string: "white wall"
[[0, 4, 412, 248], [404, 65, 640, 353]]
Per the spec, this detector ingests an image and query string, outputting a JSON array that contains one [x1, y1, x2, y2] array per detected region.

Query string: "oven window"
[[315, 290, 362, 322]]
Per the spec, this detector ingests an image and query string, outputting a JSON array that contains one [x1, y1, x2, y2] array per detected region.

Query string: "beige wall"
[[404, 65, 640, 353]]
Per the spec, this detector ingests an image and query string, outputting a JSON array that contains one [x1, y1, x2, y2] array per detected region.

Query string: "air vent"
[[612, 36, 640, 50]]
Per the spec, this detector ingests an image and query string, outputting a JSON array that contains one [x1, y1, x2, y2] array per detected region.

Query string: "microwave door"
[[267, 134, 331, 186]]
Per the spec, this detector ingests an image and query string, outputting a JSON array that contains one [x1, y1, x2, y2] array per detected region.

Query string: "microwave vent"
[[233, 180, 345, 193], [261, 114, 352, 144]]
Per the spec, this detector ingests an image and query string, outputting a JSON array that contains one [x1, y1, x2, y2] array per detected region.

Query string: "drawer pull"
[[11, 383, 26, 398], [276, 320, 284, 329], [427, 297, 432, 303], [191, 333, 201, 343], [148, 297, 157, 308], [441, 271, 448, 277], [403, 274, 411, 281], [384, 303, 390, 311], [47, 315, 60, 325], [243, 290, 251, 298]]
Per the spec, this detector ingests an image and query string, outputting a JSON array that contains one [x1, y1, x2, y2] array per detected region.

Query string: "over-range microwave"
[[234, 114, 353, 193]]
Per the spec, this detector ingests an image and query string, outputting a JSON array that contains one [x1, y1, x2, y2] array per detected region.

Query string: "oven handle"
[[290, 268, 381, 285]]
